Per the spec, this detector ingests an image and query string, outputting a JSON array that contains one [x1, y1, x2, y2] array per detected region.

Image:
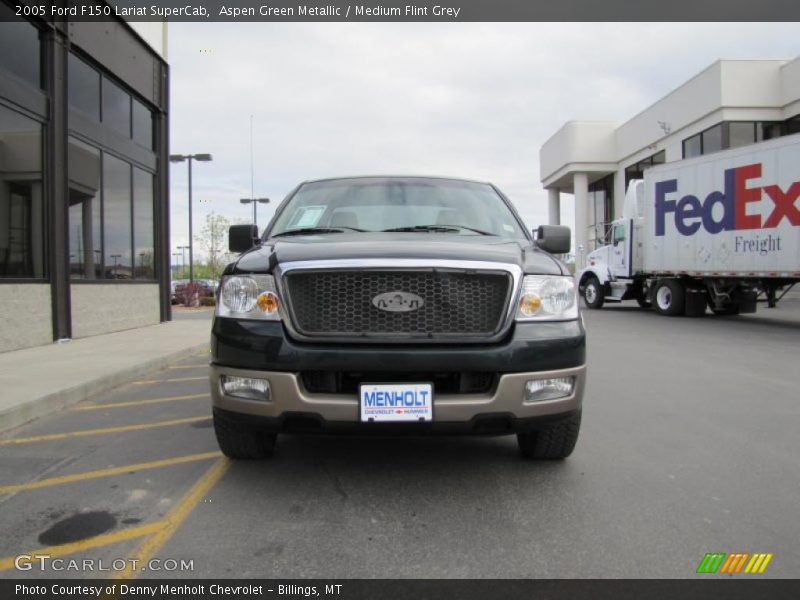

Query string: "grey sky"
[[168, 22, 800, 255]]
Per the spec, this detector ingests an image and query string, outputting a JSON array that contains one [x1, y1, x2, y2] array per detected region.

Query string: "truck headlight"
[[216, 275, 281, 320], [515, 276, 578, 321]]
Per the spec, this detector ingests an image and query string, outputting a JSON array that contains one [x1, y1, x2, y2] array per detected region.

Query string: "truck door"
[[610, 221, 631, 279]]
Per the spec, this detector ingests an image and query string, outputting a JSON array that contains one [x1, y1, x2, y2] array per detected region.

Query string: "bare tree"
[[196, 212, 233, 281]]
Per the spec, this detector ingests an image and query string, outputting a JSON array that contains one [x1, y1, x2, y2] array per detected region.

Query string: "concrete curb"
[[0, 342, 210, 434]]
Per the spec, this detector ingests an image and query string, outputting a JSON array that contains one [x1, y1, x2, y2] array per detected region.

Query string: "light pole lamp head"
[[169, 154, 187, 163], [193, 153, 213, 162]]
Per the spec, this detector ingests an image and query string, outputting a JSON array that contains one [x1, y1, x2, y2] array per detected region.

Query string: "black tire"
[[517, 411, 582, 460], [653, 279, 685, 316], [213, 410, 277, 459], [582, 277, 604, 309], [711, 304, 740, 316]]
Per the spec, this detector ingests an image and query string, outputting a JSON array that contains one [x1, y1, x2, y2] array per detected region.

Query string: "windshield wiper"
[[381, 224, 494, 235], [271, 226, 364, 238]]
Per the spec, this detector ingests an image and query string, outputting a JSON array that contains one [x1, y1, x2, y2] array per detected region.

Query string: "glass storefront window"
[[588, 175, 613, 250], [132, 99, 153, 149], [702, 124, 723, 154], [757, 122, 782, 142], [0, 4, 41, 89], [68, 54, 101, 120], [729, 122, 755, 148], [0, 105, 45, 278], [102, 77, 132, 137], [68, 138, 102, 279], [103, 154, 132, 279], [683, 133, 701, 158], [133, 168, 155, 280]]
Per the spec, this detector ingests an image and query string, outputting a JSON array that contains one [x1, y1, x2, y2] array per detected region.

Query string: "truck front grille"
[[282, 269, 512, 340]]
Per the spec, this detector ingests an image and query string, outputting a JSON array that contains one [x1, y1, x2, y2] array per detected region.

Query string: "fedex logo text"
[[655, 163, 800, 237]]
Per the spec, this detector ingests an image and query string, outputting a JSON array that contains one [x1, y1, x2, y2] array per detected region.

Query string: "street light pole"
[[170, 153, 213, 284], [178, 245, 190, 280], [188, 156, 193, 282], [240, 197, 271, 227]]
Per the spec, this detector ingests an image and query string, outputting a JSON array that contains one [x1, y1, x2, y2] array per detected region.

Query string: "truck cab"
[[579, 181, 650, 309]]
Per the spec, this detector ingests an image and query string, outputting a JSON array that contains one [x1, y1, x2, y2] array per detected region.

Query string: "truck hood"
[[231, 233, 566, 275]]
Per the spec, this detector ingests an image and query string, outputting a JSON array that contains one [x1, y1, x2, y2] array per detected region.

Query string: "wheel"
[[517, 411, 582, 460], [213, 410, 277, 459], [653, 279, 685, 316], [582, 277, 604, 309]]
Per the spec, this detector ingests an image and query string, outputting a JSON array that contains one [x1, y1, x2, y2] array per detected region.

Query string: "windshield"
[[267, 178, 528, 239]]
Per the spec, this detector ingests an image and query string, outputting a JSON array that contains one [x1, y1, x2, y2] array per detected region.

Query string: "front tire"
[[653, 279, 685, 316], [517, 411, 582, 459], [582, 277, 604, 309], [213, 410, 277, 459]]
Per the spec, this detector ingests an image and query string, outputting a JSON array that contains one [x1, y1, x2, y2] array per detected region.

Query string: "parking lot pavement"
[[0, 302, 798, 579]]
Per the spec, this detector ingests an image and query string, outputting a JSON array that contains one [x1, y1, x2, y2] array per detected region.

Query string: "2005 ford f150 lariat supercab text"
[[209, 176, 585, 460]]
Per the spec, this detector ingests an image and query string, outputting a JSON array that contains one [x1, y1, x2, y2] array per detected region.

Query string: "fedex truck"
[[578, 134, 800, 316]]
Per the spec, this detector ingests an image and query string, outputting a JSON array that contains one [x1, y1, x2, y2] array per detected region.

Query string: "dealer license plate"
[[359, 383, 433, 423]]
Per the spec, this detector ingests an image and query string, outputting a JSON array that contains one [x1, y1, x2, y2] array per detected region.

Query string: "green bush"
[[199, 296, 216, 307]]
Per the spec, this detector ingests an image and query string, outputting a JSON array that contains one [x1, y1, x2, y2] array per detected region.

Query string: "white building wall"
[[614, 62, 724, 164], [540, 121, 617, 183], [71, 284, 160, 339], [126, 22, 168, 60], [780, 58, 800, 118], [0, 285, 52, 353]]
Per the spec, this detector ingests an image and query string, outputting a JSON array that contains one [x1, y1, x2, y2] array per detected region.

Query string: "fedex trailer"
[[578, 134, 800, 316]]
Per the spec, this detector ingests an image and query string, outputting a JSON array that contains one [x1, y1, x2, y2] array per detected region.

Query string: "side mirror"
[[229, 224, 259, 253], [533, 225, 571, 254]]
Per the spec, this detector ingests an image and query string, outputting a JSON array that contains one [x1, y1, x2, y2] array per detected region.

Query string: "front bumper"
[[210, 364, 586, 434], [210, 317, 586, 434]]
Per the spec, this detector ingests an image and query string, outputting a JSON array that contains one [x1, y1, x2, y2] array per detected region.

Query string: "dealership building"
[[540, 58, 800, 268], [0, 4, 169, 352]]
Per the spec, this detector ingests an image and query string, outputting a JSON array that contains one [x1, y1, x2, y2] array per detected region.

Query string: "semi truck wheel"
[[518, 410, 581, 459], [653, 279, 685, 316], [213, 410, 277, 459], [582, 277, 604, 309]]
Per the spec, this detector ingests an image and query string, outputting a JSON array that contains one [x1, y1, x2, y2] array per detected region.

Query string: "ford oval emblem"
[[372, 291, 424, 312]]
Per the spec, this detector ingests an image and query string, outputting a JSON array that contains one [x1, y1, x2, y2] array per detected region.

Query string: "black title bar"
[[4, 579, 800, 600], [3, 0, 800, 22]]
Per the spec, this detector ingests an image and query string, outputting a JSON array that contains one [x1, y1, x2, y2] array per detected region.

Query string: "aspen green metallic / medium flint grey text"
[[218, 5, 462, 18]]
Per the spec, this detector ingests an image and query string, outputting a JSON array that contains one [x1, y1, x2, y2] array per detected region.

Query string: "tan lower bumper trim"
[[210, 365, 586, 422]]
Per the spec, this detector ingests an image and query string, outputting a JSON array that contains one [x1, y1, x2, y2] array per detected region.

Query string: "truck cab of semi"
[[579, 181, 652, 310]]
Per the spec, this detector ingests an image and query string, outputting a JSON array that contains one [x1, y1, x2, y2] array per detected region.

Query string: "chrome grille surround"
[[275, 259, 523, 344]]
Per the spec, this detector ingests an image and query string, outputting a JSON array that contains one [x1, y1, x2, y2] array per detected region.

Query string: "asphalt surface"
[[1, 300, 799, 579]]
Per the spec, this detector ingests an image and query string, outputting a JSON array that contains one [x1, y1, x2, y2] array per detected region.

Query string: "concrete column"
[[547, 188, 560, 225], [573, 172, 589, 269]]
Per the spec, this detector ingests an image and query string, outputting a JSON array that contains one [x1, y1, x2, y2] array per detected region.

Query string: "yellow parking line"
[[73, 393, 208, 411], [132, 376, 206, 385], [0, 416, 210, 446], [114, 458, 230, 579], [0, 521, 166, 571], [0, 451, 221, 495]]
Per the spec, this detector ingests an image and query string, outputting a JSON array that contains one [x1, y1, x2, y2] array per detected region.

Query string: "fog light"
[[524, 377, 574, 402], [221, 375, 270, 401]]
